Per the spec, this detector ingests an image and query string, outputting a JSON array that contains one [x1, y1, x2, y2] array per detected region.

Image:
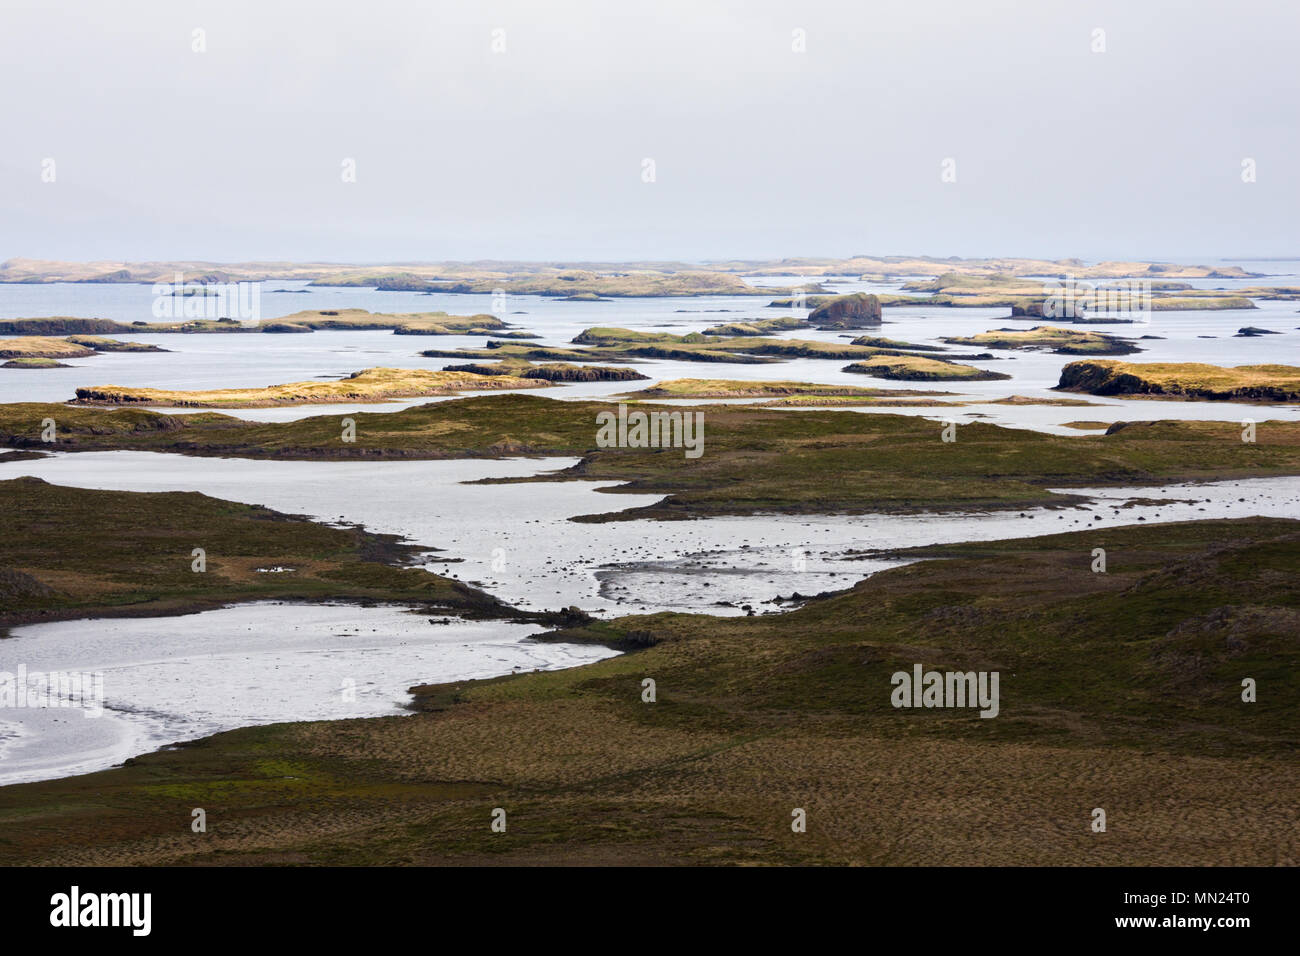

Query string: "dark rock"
[[807, 293, 882, 330], [260, 322, 313, 333]]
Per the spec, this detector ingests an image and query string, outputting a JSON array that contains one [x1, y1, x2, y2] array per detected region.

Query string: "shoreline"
[[0, 600, 621, 787], [7, 397, 1300, 522]]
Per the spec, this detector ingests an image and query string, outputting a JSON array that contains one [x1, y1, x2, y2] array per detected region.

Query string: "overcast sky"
[[2, 0, 1296, 264]]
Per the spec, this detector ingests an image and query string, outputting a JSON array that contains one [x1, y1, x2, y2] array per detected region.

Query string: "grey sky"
[[2, 0, 1296, 263]]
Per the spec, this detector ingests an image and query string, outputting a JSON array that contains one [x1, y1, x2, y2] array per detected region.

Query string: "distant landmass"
[[0, 255, 1260, 291]]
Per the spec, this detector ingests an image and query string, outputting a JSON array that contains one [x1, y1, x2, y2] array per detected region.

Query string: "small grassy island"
[[0, 337, 97, 360], [844, 354, 1012, 381], [64, 335, 168, 352], [441, 360, 649, 382], [701, 317, 809, 336], [71, 366, 552, 408], [619, 379, 955, 400], [940, 326, 1142, 356], [1056, 360, 1300, 403], [2, 357, 70, 369], [0, 335, 169, 369]]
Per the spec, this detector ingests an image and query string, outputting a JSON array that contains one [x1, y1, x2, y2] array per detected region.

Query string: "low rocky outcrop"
[[807, 293, 882, 329]]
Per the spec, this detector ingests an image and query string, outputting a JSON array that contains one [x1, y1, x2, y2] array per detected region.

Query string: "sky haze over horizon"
[[2, 0, 1296, 264]]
